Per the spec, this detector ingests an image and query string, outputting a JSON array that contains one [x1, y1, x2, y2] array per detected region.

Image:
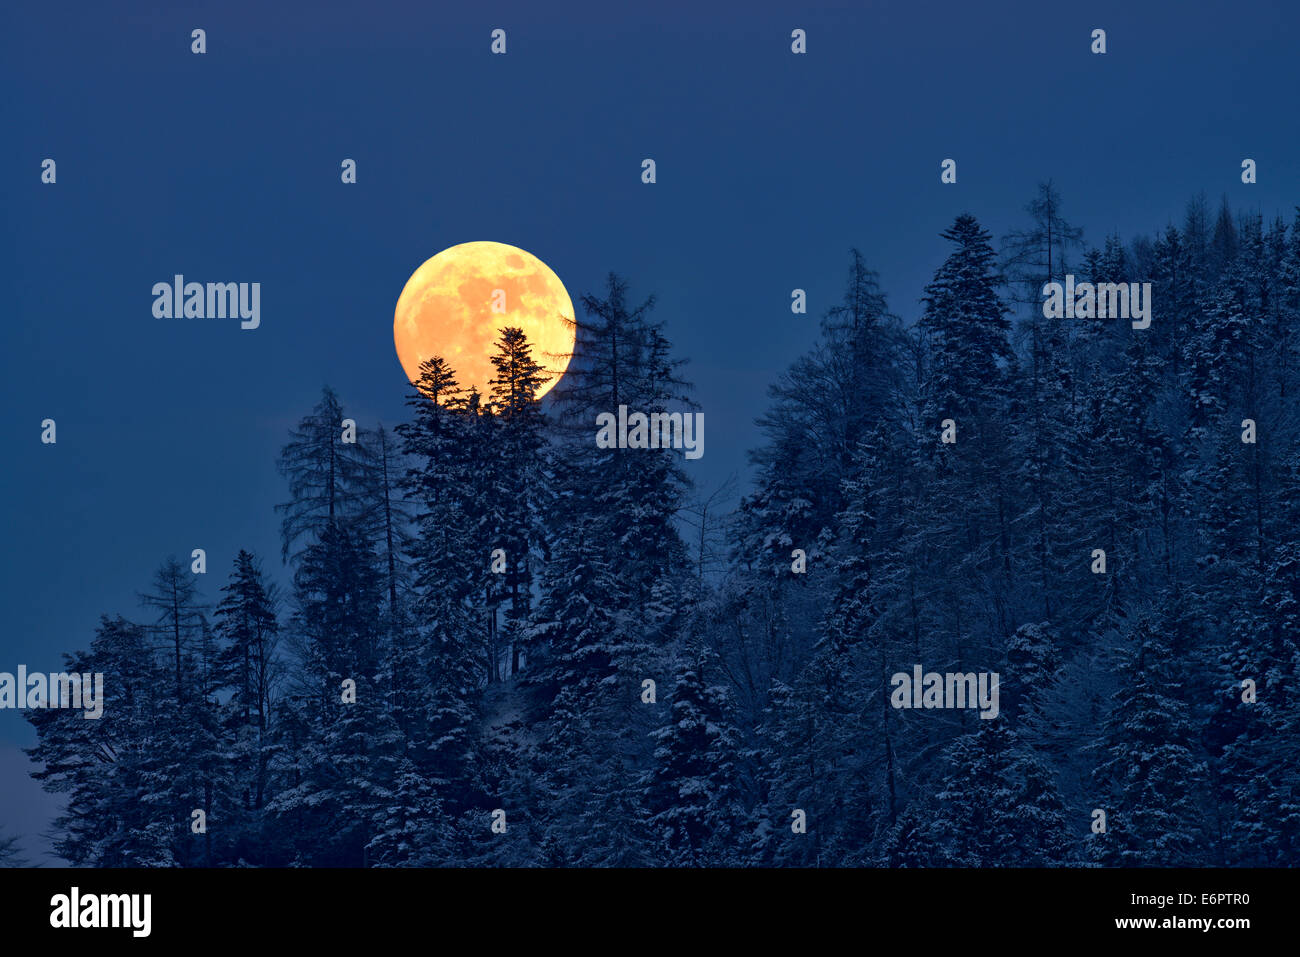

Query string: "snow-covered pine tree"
[[267, 520, 401, 865], [891, 720, 1075, 866], [394, 356, 484, 809], [916, 214, 1017, 669], [1089, 605, 1211, 866], [27, 616, 178, 866], [487, 326, 551, 679], [137, 557, 225, 866], [644, 648, 743, 866], [364, 755, 451, 867], [1002, 183, 1085, 623], [736, 250, 903, 578], [275, 385, 376, 563], [212, 549, 279, 863]]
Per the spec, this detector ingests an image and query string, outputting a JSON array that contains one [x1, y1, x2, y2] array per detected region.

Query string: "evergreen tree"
[[1090, 608, 1211, 866], [138, 556, 206, 705], [487, 326, 550, 677], [1002, 183, 1085, 621], [0, 830, 28, 867], [137, 558, 222, 867], [917, 214, 1017, 661], [645, 649, 743, 865], [366, 756, 450, 866], [394, 356, 483, 806], [919, 214, 1013, 427], [275, 385, 374, 562], [898, 721, 1075, 866], [738, 250, 903, 575], [212, 550, 280, 862], [27, 616, 178, 866], [267, 521, 400, 865]]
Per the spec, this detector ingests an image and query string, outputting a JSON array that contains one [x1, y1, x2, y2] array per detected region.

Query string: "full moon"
[[393, 241, 576, 402]]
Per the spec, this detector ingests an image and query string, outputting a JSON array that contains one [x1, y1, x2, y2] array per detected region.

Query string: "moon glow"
[[393, 241, 576, 402]]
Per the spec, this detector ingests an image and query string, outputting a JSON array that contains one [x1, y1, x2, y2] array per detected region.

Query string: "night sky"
[[3, 0, 1297, 860]]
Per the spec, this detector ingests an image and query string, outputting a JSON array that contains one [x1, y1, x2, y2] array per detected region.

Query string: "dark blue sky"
[[3, 0, 1297, 860]]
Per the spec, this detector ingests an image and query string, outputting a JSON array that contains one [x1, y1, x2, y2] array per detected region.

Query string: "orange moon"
[[393, 241, 576, 402]]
